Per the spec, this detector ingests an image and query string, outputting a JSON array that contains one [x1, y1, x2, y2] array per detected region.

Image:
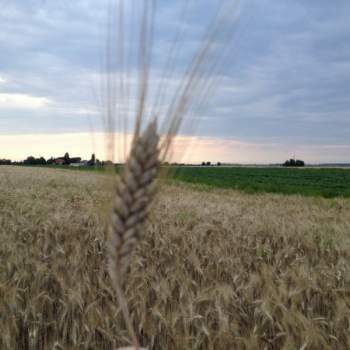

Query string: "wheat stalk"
[[105, 2, 242, 348], [107, 120, 159, 349]]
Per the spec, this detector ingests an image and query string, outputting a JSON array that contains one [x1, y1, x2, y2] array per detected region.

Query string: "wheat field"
[[0, 165, 350, 349]]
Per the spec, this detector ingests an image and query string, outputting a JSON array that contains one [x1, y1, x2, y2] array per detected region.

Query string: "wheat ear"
[[108, 120, 159, 350]]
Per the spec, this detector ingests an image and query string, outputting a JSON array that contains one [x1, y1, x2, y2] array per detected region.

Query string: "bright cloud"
[[0, 93, 51, 109]]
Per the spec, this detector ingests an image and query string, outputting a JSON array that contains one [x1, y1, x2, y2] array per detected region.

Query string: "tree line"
[[0, 153, 100, 166], [0, 155, 306, 167], [283, 159, 305, 167]]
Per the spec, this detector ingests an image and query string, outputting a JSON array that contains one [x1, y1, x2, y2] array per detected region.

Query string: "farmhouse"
[[54, 158, 65, 165], [70, 161, 88, 167]]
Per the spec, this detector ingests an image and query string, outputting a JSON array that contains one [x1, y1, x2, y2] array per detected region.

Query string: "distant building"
[[53, 156, 82, 165], [69, 157, 82, 164], [55, 159, 65, 165], [70, 161, 88, 167]]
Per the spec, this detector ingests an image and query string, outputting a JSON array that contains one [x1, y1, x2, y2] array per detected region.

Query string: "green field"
[[171, 166, 350, 198], [14, 164, 350, 198]]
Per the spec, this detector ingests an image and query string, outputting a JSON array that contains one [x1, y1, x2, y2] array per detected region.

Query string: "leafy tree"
[[23, 156, 47, 165], [0, 159, 11, 165], [64, 152, 70, 165], [24, 156, 36, 165], [88, 153, 96, 166], [283, 159, 305, 167], [39, 157, 47, 165], [47, 157, 55, 165]]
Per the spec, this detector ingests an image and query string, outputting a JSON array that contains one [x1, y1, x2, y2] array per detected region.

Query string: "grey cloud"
[[0, 0, 349, 162]]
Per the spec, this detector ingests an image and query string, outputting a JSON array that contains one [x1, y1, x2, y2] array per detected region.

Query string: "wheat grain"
[[107, 120, 159, 349], [107, 120, 159, 287]]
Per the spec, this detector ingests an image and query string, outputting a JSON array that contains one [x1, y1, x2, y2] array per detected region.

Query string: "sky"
[[0, 0, 349, 164]]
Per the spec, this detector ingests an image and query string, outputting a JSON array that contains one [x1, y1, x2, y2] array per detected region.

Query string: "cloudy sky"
[[0, 0, 349, 163]]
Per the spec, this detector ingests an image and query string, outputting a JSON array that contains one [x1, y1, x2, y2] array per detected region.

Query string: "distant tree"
[[206, 161, 211, 166], [0, 159, 11, 165], [24, 156, 36, 165], [201, 161, 206, 166], [283, 158, 305, 167], [88, 153, 96, 166], [64, 152, 70, 165], [47, 157, 55, 165], [39, 157, 47, 165], [22, 156, 47, 165], [217, 162, 221, 166]]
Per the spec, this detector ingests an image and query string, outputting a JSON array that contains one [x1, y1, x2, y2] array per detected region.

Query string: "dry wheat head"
[[107, 120, 159, 288]]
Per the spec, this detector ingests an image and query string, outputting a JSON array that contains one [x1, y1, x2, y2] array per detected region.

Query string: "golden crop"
[[0, 166, 349, 349]]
